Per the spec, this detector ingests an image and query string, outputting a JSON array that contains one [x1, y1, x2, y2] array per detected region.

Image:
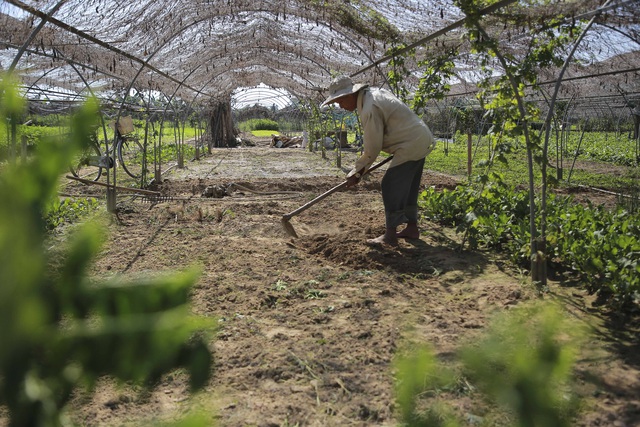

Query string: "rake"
[[281, 155, 393, 238]]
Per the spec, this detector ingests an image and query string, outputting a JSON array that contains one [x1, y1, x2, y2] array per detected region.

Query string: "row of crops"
[[426, 131, 639, 191], [416, 130, 639, 308], [419, 175, 639, 307]]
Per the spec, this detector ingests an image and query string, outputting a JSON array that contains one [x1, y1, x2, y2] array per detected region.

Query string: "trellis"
[[1, 0, 640, 291], [4, 1, 636, 100], [1, 0, 639, 205]]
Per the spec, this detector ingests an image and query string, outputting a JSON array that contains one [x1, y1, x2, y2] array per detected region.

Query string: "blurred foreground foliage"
[[395, 302, 585, 427], [0, 75, 215, 426]]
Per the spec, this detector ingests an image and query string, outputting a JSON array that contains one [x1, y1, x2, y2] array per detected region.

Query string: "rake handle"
[[282, 155, 393, 221]]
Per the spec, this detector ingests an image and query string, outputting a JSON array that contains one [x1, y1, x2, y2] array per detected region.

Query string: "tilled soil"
[[53, 140, 640, 427]]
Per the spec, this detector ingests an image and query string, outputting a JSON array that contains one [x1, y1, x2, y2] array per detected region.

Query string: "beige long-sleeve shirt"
[[348, 87, 436, 177]]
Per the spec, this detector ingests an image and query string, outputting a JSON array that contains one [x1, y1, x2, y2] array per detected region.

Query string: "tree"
[[454, 0, 584, 285]]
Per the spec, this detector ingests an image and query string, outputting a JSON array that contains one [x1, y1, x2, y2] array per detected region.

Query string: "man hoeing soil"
[[321, 75, 436, 246]]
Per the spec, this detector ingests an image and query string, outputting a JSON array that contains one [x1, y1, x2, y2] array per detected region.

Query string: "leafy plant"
[[460, 303, 583, 427], [0, 124, 60, 153], [304, 289, 327, 300], [0, 75, 215, 426], [576, 133, 637, 166], [394, 344, 456, 427], [424, 130, 637, 194], [394, 302, 584, 427], [547, 202, 640, 304], [384, 43, 457, 111], [419, 179, 640, 307], [272, 279, 288, 291], [44, 197, 100, 231]]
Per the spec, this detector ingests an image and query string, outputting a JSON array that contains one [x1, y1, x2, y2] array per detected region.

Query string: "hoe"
[[281, 155, 393, 238]]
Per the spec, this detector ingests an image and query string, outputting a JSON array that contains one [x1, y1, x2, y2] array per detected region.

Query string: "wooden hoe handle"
[[282, 155, 393, 221]]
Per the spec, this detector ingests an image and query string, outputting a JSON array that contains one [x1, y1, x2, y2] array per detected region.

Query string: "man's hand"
[[346, 167, 365, 187], [346, 174, 360, 187]]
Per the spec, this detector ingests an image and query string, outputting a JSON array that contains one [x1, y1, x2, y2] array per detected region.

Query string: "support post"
[[467, 131, 472, 178], [106, 187, 116, 213]]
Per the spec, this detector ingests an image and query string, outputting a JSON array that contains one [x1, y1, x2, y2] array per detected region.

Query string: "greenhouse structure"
[[1, 1, 639, 426]]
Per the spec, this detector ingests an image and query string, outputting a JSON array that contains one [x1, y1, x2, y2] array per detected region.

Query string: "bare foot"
[[366, 234, 398, 247]]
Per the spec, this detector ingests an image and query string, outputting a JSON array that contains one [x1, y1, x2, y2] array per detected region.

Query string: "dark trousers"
[[381, 158, 425, 229]]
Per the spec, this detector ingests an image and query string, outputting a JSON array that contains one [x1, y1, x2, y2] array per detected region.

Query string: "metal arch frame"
[[6, 0, 638, 102], [352, 0, 520, 78], [181, 72, 233, 155], [172, 8, 390, 89], [107, 36, 285, 188], [197, 54, 327, 100], [23, 49, 116, 181], [201, 45, 333, 78], [142, 20, 365, 96], [64, 57, 111, 145], [12, 44, 115, 179], [230, 74, 308, 104], [105, 20, 299, 162], [21, 66, 66, 99], [8, 0, 67, 74], [5, 0, 66, 163], [5, 0, 206, 97], [232, 88, 294, 110], [153, 66, 203, 180], [197, 67, 322, 105], [179, 69, 315, 152], [309, 19, 389, 87], [6, 0, 390, 99], [182, 5, 384, 63], [2, 41, 128, 88], [60, 6, 379, 128]]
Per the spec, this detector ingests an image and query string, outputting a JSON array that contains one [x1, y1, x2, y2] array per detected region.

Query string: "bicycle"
[[70, 119, 149, 182]]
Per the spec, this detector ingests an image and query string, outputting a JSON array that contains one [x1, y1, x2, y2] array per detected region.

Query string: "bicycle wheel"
[[117, 135, 148, 180], [69, 141, 104, 182]]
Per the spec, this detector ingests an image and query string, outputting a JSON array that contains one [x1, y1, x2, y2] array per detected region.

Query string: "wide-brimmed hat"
[[320, 75, 368, 107]]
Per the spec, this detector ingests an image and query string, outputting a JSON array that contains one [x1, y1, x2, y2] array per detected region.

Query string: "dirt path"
[[59, 141, 639, 427]]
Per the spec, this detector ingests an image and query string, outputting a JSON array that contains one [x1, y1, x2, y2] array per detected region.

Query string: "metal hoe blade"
[[281, 216, 299, 238]]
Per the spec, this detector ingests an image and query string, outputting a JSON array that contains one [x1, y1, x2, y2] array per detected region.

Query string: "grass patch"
[[251, 130, 278, 137], [426, 132, 638, 193]]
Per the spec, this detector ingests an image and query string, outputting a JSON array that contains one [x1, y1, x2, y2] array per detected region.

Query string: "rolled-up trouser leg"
[[381, 158, 425, 229]]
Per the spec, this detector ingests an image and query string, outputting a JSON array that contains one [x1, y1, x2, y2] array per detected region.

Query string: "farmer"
[[321, 75, 436, 246]]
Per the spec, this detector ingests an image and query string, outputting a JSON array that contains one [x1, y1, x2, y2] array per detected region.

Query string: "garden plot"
[[59, 139, 639, 427]]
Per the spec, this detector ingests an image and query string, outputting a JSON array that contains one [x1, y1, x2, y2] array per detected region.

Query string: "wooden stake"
[[467, 131, 472, 177]]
